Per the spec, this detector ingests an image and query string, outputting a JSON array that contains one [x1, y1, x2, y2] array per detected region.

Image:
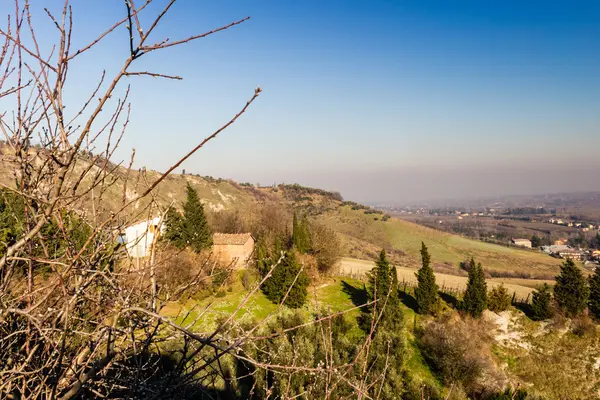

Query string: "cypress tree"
[[589, 267, 600, 320], [262, 251, 309, 308], [292, 211, 311, 254], [367, 249, 402, 325], [414, 242, 438, 314], [292, 211, 301, 249], [181, 183, 212, 252], [462, 257, 487, 318], [531, 283, 553, 321], [554, 258, 589, 317], [163, 207, 185, 248], [299, 215, 311, 252], [368, 249, 392, 306]]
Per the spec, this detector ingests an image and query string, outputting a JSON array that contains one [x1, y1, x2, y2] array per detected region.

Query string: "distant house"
[[213, 233, 255, 269], [554, 239, 568, 246], [124, 217, 164, 258], [541, 244, 570, 254], [556, 249, 584, 261], [512, 238, 532, 249]]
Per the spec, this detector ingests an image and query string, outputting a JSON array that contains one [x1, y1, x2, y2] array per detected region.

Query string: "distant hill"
[[0, 146, 561, 276]]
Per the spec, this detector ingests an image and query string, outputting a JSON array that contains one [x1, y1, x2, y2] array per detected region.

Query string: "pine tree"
[[181, 183, 212, 252], [589, 267, 600, 320], [414, 242, 438, 314], [163, 207, 185, 248], [554, 258, 589, 317], [462, 257, 487, 318], [531, 283, 553, 321]]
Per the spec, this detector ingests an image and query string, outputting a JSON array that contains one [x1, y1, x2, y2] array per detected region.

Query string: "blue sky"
[[6, 1, 600, 203]]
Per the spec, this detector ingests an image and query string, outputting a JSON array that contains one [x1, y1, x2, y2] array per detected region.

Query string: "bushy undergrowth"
[[418, 315, 506, 398]]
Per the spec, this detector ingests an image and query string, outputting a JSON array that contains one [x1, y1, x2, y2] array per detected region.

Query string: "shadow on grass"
[[399, 291, 419, 314], [514, 301, 535, 319], [341, 280, 368, 308], [439, 291, 459, 309]]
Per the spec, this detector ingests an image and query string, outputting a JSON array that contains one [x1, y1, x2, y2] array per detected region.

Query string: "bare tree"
[[0, 2, 392, 399]]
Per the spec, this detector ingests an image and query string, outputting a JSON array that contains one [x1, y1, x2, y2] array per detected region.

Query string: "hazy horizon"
[[10, 0, 599, 204]]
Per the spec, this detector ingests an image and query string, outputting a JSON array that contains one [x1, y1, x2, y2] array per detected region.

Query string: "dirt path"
[[338, 257, 544, 299]]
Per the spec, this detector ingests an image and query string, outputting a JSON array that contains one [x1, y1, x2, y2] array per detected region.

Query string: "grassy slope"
[[320, 205, 562, 275], [161, 274, 442, 393]]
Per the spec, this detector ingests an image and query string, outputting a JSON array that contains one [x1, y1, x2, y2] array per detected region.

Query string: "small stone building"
[[212, 233, 255, 269]]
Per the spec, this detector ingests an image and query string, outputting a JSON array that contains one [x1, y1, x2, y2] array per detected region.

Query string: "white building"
[[124, 217, 164, 258]]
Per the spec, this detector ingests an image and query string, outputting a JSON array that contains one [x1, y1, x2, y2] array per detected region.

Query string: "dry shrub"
[[241, 268, 259, 290], [209, 209, 247, 233], [572, 315, 597, 337], [297, 253, 320, 282], [418, 314, 506, 397], [155, 247, 211, 296]]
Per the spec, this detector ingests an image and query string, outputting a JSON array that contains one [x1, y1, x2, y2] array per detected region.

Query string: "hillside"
[[0, 147, 562, 277]]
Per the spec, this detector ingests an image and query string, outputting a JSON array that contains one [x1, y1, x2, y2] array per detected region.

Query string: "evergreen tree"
[[591, 233, 600, 250], [367, 249, 402, 325], [531, 283, 553, 321], [299, 215, 311, 252], [163, 207, 185, 248], [589, 267, 600, 320], [292, 211, 300, 249], [292, 211, 311, 253], [554, 258, 589, 317], [262, 251, 309, 308], [181, 183, 212, 252], [487, 284, 511, 313], [531, 234, 541, 248], [414, 242, 438, 314], [462, 257, 487, 318]]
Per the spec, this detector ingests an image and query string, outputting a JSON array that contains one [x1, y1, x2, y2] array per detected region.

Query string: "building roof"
[[512, 238, 531, 243], [213, 233, 253, 245]]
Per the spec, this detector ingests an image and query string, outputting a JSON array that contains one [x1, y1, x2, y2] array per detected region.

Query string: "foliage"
[[554, 258, 589, 317], [261, 251, 309, 308], [418, 315, 504, 397], [292, 211, 311, 253], [530, 283, 553, 321], [209, 209, 246, 234], [0, 189, 26, 257], [163, 207, 185, 248], [181, 183, 212, 252], [279, 183, 343, 202], [571, 315, 596, 337], [366, 249, 400, 319], [487, 284, 511, 313], [415, 242, 439, 315], [488, 387, 533, 400], [462, 257, 487, 318], [588, 267, 600, 321], [241, 269, 259, 291], [307, 222, 341, 274]]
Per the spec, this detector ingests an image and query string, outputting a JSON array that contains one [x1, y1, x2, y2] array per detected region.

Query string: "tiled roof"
[[213, 233, 252, 245]]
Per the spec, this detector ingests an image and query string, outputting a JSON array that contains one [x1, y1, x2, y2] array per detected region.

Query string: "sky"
[[4, 1, 600, 203]]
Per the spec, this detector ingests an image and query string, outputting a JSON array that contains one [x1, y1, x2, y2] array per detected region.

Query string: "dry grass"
[[338, 257, 542, 300]]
